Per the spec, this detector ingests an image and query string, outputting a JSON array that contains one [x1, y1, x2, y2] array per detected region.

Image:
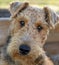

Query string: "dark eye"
[[37, 25, 43, 32], [20, 21, 25, 27]]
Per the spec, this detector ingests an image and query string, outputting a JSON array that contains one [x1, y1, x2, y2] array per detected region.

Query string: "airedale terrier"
[[0, 1, 59, 65]]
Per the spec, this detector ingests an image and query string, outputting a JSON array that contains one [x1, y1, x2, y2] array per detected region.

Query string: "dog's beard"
[[6, 36, 44, 65], [34, 55, 44, 65], [14, 55, 44, 65]]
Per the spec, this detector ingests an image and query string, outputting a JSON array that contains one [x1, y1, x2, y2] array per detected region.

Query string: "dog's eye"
[[37, 25, 43, 32], [20, 21, 25, 27]]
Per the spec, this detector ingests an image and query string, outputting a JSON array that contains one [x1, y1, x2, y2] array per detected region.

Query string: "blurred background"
[[0, 0, 59, 7], [0, 0, 59, 64], [0, 0, 59, 12]]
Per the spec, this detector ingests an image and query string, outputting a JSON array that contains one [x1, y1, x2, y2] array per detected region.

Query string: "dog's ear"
[[43, 7, 59, 29], [10, 1, 29, 18]]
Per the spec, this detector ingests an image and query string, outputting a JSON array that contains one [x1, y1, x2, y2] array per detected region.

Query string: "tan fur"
[[0, 1, 59, 65]]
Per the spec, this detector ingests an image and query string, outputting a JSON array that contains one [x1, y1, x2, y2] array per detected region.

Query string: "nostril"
[[19, 44, 30, 55]]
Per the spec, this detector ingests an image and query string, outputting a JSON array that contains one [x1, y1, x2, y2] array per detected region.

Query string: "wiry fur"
[[0, 1, 59, 65]]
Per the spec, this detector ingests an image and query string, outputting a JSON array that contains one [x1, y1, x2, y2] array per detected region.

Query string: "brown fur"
[[0, 1, 59, 65]]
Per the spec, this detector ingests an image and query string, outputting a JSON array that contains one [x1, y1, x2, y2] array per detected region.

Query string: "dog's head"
[[7, 1, 59, 65]]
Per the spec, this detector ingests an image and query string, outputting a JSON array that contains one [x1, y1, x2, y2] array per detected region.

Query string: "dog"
[[0, 1, 59, 65]]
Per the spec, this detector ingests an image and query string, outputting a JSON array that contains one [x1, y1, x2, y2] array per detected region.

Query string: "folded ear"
[[10, 1, 29, 18], [43, 7, 59, 29]]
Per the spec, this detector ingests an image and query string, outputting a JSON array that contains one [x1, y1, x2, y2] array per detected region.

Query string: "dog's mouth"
[[34, 55, 44, 65]]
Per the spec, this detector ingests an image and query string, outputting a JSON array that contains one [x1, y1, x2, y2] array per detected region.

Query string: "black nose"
[[19, 44, 30, 55]]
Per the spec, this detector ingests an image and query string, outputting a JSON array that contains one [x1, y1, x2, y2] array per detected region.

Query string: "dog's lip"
[[34, 55, 44, 65]]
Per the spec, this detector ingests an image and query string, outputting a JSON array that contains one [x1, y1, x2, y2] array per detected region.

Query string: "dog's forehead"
[[19, 6, 45, 23]]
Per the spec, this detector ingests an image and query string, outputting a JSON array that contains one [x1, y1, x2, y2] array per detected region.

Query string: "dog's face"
[[7, 2, 59, 65]]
